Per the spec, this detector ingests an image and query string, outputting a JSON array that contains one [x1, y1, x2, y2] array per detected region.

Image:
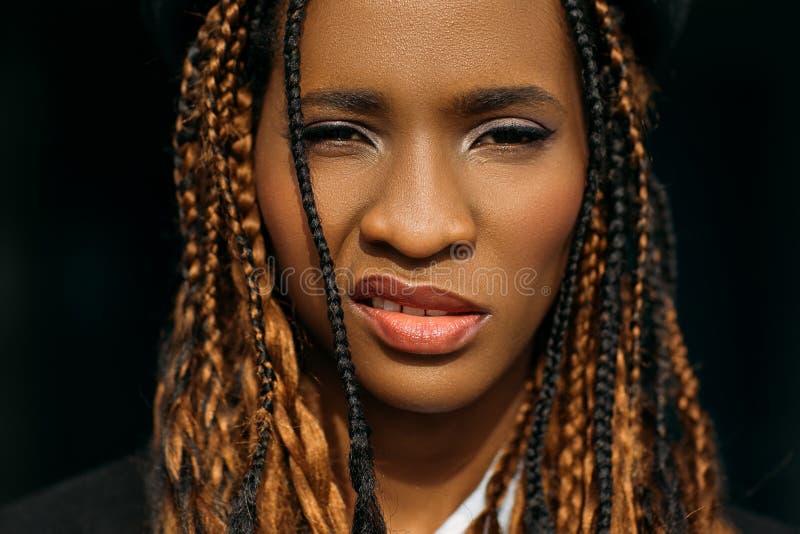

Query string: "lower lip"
[[347, 299, 490, 355]]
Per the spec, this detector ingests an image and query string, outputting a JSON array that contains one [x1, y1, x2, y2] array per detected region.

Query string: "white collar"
[[432, 456, 522, 534]]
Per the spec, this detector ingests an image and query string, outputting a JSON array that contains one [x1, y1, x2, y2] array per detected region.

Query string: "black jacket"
[[0, 452, 797, 533]]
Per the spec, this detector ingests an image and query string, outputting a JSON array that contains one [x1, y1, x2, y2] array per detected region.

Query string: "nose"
[[359, 139, 478, 260]]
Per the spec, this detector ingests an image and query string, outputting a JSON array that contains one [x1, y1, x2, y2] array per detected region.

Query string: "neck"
[[300, 344, 531, 533]]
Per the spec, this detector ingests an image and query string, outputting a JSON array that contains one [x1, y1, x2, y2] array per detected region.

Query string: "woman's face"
[[254, 0, 587, 413]]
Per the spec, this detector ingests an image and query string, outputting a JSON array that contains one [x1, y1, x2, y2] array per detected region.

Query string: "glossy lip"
[[349, 274, 490, 313], [346, 274, 492, 355]]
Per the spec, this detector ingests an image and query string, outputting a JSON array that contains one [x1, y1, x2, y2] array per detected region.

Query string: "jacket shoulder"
[[2, 455, 798, 534], [0, 453, 148, 534], [725, 505, 800, 534]]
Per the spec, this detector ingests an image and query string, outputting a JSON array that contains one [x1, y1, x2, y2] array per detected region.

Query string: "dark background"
[[1, 0, 798, 527]]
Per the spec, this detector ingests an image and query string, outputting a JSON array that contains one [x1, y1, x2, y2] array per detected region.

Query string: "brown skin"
[[254, 0, 587, 531]]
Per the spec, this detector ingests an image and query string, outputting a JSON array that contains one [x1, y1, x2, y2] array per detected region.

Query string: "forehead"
[[294, 0, 577, 107]]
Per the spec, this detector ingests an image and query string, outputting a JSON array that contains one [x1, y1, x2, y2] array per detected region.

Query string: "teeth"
[[384, 299, 401, 312], [369, 297, 448, 316], [402, 305, 425, 316]]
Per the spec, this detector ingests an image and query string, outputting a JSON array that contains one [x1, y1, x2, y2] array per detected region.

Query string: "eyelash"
[[302, 124, 366, 145], [472, 124, 553, 147], [301, 122, 554, 150]]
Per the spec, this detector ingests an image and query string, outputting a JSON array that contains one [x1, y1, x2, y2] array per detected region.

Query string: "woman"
[[0, 0, 796, 533], [144, 0, 726, 531]]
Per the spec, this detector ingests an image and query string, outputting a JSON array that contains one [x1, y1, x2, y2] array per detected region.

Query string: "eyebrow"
[[302, 90, 386, 114], [300, 85, 564, 116], [448, 86, 565, 116]]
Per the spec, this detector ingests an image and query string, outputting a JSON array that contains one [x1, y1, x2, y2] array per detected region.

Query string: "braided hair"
[[147, 0, 735, 532]]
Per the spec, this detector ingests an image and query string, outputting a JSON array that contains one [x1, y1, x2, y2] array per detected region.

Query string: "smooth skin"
[[254, 0, 587, 531]]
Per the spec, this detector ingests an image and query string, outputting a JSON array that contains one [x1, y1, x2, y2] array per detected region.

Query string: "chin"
[[349, 342, 520, 415]]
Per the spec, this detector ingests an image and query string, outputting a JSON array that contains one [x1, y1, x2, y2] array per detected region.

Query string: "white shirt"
[[432, 457, 523, 534]]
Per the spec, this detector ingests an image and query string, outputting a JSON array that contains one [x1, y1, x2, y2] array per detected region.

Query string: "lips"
[[346, 274, 491, 355]]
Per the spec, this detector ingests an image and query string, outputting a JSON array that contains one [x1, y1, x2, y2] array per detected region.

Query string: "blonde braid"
[[592, 3, 659, 531], [217, 27, 349, 534], [193, 2, 289, 530], [611, 275, 638, 533], [150, 5, 227, 532], [665, 298, 722, 532], [581, 212, 606, 534], [555, 190, 604, 534]]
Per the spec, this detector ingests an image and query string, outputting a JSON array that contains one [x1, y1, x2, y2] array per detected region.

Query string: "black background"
[[1, 0, 798, 527]]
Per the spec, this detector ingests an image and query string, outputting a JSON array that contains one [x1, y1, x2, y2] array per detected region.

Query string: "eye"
[[471, 121, 554, 149], [302, 122, 371, 146]]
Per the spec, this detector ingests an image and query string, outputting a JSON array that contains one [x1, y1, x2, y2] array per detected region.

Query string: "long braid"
[[196, 154, 235, 530], [193, 21, 247, 522], [580, 319, 600, 534], [593, 3, 659, 531], [151, 5, 233, 532], [647, 237, 688, 533], [524, 147, 600, 533], [640, 180, 679, 534], [585, 10, 646, 533], [236, 4, 351, 532], [592, 173, 626, 534], [581, 199, 608, 534], [555, 190, 605, 534], [611, 271, 641, 532], [650, 173, 732, 534], [282, 1, 385, 532], [666, 299, 721, 531], [171, 0, 278, 530], [532, 1, 619, 533], [524, 0, 607, 530], [649, 176, 678, 298]]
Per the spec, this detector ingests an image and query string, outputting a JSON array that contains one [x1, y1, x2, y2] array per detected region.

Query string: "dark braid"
[[282, 1, 386, 532], [222, 163, 278, 534], [630, 193, 660, 533], [583, 5, 644, 531], [593, 176, 626, 534], [647, 174, 688, 532], [591, 2, 689, 530], [654, 332, 688, 533], [523, 0, 608, 531], [650, 175, 678, 297], [524, 173, 599, 533]]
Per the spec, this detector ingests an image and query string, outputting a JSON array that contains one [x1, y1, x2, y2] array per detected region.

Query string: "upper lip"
[[349, 273, 489, 313]]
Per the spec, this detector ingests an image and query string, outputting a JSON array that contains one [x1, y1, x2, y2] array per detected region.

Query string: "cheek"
[[497, 169, 584, 287], [469, 130, 587, 360], [477, 142, 587, 294], [255, 143, 307, 271], [254, 128, 338, 348]]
